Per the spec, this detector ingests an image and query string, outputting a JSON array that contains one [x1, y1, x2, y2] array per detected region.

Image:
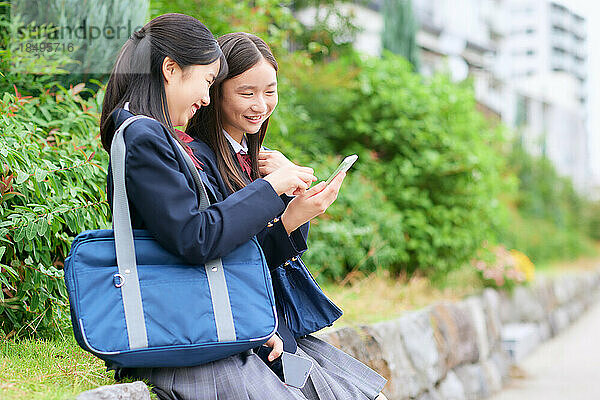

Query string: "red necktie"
[[236, 152, 253, 181]]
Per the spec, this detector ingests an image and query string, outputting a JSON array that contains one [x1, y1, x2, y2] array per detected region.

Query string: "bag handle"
[[110, 115, 237, 350]]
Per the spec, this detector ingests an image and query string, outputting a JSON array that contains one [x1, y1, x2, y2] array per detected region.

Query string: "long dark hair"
[[186, 32, 278, 193], [100, 13, 227, 152]]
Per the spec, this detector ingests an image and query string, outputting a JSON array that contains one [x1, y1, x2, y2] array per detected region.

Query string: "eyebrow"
[[236, 82, 277, 90]]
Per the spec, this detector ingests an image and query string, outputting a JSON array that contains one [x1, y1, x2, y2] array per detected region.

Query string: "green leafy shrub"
[[297, 158, 407, 282], [264, 71, 335, 161], [0, 84, 108, 338], [151, 0, 303, 59], [0, 12, 56, 97], [495, 141, 599, 264], [287, 52, 511, 276], [500, 212, 596, 264]]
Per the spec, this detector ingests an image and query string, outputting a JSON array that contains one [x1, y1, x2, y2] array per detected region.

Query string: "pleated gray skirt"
[[127, 334, 387, 400]]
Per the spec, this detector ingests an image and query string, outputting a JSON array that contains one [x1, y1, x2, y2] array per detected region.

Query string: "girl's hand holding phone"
[[263, 165, 317, 196], [280, 171, 346, 234]]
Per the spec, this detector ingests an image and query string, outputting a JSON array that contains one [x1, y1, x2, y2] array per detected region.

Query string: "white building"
[[412, 0, 589, 191], [499, 1, 587, 105], [497, 0, 589, 191], [413, 0, 507, 119], [297, 0, 592, 193]]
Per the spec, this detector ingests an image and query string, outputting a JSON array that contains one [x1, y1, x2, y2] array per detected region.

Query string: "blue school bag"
[[271, 256, 343, 338], [64, 115, 278, 368]]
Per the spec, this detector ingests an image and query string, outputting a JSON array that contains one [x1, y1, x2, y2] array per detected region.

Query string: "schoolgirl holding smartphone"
[[100, 14, 325, 399], [185, 32, 389, 400]]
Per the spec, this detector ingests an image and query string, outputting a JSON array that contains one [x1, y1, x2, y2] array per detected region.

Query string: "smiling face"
[[163, 58, 221, 127], [220, 59, 278, 142]]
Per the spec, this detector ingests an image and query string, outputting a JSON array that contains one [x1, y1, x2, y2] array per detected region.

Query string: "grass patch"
[[534, 251, 600, 278], [0, 334, 157, 400], [0, 335, 115, 400], [318, 264, 484, 328]]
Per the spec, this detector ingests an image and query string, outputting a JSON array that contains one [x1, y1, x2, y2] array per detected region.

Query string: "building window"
[[552, 25, 567, 34], [551, 2, 567, 13], [515, 96, 530, 127], [552, 46, 566, 55]]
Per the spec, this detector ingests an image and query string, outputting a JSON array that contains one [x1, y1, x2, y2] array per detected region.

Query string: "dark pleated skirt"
[[126, 334, 387, 400]]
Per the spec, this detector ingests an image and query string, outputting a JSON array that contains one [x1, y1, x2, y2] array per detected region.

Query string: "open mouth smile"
[[244, 115, 265, 123]]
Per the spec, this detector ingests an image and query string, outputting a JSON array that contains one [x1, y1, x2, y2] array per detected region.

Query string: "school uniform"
[[106, 108, 387, 400]]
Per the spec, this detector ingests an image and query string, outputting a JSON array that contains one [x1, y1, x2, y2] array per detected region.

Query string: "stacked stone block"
[[77, 271, 600, 400], [316, 271, 600, 400]]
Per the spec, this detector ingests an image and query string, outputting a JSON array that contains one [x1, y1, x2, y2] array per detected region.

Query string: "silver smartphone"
[[282, 351, 314, 388], [325, 154, 358, 185]]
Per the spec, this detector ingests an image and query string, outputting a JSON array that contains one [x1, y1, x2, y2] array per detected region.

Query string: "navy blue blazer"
[[106, 109, 306, 354], [106, 108, 305, 264], [185, 139, 310, 268]]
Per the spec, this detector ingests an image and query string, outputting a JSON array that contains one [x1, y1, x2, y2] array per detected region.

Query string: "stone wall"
[[315, 271, 600, 400], [76, 271, 600, 400]]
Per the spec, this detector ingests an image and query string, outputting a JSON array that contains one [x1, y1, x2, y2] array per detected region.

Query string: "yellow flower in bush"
[[473, 245, 536, 289], [510, 249, 535, 282]]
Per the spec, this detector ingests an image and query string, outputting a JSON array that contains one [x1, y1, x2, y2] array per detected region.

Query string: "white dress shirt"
[[223, 130, 248, 154]]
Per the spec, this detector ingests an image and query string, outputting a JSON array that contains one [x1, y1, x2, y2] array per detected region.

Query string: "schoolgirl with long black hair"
[[184, 32, 389, 400], [99, 14, 322, 399]]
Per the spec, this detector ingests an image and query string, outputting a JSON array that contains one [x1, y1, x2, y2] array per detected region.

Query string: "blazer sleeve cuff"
[[289, 221, 309, 255], [262, 217, 308, 269]]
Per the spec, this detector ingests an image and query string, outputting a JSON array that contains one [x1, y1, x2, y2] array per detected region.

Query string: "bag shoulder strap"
[[110, 114, 237, 350], [110, 115, 150, 349]]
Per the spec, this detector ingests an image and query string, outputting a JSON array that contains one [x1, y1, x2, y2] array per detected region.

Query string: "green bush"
[[284, 52, 511, 276], [264, 71, 335, 161], [298, 158, 407, 282], [0, 12, 56, 97], [151, 0, 303, 59], [497, 141, 599, 264], [0, 84, 108, 338], [500, 212, 597, 265], [151, 0, 356, 62], [509, 142, 588, 230]]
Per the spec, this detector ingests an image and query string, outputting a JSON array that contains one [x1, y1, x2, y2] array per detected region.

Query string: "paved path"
[[490, 299, 600, 400]]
